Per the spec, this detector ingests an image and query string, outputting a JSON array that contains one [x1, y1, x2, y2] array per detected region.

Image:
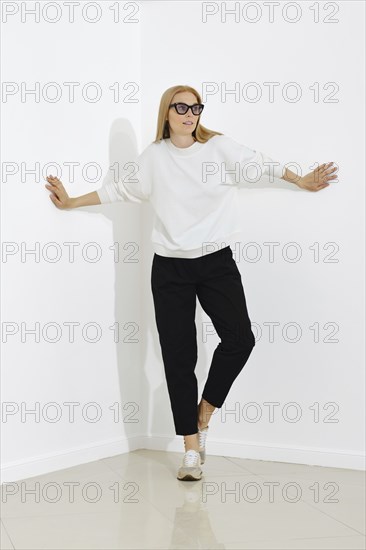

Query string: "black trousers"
[[151, 245, 256, 436]]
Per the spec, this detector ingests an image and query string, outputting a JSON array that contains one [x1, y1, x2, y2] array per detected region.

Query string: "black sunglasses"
[[169, 102, 204, 115]]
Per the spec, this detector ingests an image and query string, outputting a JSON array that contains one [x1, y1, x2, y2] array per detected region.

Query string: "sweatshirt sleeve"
[[240, 147, 285, 181], [218, 136, 285, 184], [96, 148, 151, 204]]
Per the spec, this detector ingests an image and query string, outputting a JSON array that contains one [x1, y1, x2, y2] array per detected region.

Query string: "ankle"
[[184, 445, 200, 453], [198, 419, 209, 430], [184, 433, 200, 453]]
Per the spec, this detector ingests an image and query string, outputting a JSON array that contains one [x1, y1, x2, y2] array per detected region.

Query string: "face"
[[167, 91, 201, 137]]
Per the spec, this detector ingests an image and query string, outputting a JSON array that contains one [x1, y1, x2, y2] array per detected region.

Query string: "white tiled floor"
[[1, 450, 365, 549]]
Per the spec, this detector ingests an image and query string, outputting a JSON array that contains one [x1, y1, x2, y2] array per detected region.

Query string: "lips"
[[183, 122, 193, 125]]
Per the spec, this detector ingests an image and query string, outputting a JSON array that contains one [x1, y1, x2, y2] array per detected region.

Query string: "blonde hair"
[[153, 85, 223, 144]]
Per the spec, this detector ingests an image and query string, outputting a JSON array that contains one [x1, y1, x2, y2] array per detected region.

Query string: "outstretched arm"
[[281, 162, 338, 192], [237, 143, 337, 192], [45, 175, 101, 208]]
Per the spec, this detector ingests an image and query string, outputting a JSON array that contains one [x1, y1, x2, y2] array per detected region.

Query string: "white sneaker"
[[177, 450, 202, 481], [198, 426, 209, 464]]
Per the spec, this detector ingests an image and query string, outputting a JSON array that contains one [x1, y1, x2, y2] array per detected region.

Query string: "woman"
[[45, 84, 337, 481]]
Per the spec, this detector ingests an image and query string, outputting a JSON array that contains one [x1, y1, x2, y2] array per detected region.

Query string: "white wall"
[[1, 1, 146, 482], [2, 1, 364, 482]]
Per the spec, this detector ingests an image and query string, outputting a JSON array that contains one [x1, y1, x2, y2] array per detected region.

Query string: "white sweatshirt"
[[96, 134, 285, 258]]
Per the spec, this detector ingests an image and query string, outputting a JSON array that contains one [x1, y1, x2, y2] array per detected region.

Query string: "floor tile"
[[2, 450, 364, 549], [224, 535, 366, 549], [2, 461, 146, 519], [227, 457, 365, 485], [249, 471, 366, 534], [0, 521, 14, 550], [2, 508, 173, 549]]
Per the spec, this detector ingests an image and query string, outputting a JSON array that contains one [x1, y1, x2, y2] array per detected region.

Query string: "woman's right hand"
[[45, 175, 74, 209]]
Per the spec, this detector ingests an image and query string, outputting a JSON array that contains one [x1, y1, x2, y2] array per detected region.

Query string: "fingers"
[[45, 175, 66, 207], [45, 175, 64, 195], [324, 166, 338, 175], [317, 163, 338, 186], [46, 175, 61, 187], [45, 183, 58, 191], [319, 162, 336, 173], [322, 169, 338, 183]]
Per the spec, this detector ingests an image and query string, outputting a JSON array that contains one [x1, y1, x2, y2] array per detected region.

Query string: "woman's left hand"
[[298, 162, 338, 191]]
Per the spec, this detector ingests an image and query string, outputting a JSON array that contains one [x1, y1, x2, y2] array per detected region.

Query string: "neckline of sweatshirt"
[[163, 136, 218, 157]]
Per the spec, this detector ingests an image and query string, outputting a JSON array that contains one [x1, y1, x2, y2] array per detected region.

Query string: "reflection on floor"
[[1, 449, 365, 549]]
